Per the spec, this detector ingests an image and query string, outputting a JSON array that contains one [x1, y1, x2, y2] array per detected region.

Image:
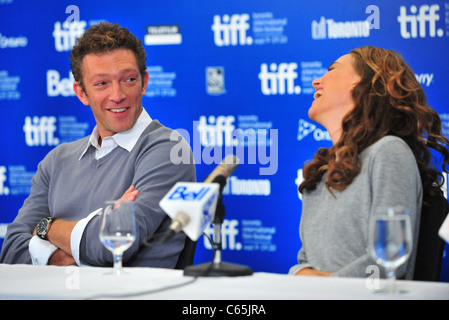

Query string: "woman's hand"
[[296, 268, 333, 276]]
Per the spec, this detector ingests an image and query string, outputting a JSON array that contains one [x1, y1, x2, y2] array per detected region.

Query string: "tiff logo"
[[53, 5, 85, 52], [171, 117, 279, 175], [0, 166, 9, 196], [397, 4, 444, 39], [23, 116, 59, 147], [53, 20, 86, 52], [259, 63, 301, 95], [197, 115, 236, 147], [211, 14, 253, 46], [203, 219, 241, 250]]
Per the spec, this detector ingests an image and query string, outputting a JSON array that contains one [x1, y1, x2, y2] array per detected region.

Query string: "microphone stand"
[[183, 181, 253, 277]]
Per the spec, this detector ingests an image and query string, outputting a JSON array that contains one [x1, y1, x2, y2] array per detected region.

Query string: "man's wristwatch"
[[36, 217, 56, 240]]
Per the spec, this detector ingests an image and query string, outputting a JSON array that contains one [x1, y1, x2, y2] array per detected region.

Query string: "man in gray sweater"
[[0, 22, 196, 268]]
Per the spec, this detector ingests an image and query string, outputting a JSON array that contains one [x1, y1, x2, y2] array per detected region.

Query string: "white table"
[[0, 263, 448, 300]]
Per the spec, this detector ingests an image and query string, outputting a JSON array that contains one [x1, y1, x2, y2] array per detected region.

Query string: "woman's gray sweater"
[[290, 136, 422, 279]]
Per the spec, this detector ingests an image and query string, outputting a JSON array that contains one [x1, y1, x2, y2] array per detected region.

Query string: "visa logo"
[[168, 186, 211, 201]]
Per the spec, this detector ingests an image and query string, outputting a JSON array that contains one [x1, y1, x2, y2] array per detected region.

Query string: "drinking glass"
[[99, 200, 137, 275], [368, 206, 412, 294]]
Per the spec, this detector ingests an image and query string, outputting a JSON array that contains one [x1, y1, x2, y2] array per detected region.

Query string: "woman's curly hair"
[[299, 46, 449, 198], [69, 22, 147, 91]]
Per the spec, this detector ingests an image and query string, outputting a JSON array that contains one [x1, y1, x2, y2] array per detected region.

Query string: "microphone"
[[203, 154, 239, 225], [159, 182, 220, 241], [145, 155, 239, 247], [203, 154, 239, 190], [166, 154, 240, 240]]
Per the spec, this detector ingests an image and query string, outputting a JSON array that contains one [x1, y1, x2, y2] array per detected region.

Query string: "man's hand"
[[46, 219, 78, 255], [48, 249, 76, 266], [118, 185, 139, 201]]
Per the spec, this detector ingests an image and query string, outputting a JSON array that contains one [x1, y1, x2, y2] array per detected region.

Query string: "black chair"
[[413, 190, 449, 281], [175, 237, 197, 269]]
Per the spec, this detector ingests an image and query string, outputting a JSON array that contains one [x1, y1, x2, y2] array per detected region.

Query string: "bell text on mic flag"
[[159, 182, 220, 241]]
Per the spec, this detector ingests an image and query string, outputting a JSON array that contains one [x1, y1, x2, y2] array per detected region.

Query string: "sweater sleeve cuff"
[[71, 208, 102, 266], [288, 264, 313, 275]]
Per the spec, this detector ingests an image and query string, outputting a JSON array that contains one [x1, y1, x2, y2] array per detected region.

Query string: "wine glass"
[[368, 206, 413, 294], [99, 200, 137, 275]]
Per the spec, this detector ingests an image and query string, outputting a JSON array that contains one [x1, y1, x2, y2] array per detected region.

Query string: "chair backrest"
[[413, 190, 449, 281], [175, 237, 197, 269]]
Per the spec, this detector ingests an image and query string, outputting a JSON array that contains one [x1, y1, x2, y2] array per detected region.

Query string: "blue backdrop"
[[1, 0, 448, 281]]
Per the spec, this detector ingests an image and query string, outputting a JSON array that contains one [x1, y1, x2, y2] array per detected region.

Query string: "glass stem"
[[113, 253, 123, 274], [386, 267, 396, 293]]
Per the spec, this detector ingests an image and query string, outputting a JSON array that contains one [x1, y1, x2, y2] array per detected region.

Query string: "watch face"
[[37, 219, 49, 236]]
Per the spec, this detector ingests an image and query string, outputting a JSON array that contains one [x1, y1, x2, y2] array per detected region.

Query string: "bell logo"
[[397, 5, 444, 39], [23, 116, 59, 147], [211, 14, 253, 46], [47, 70, 75, 97], [167, 186, 211, 201]]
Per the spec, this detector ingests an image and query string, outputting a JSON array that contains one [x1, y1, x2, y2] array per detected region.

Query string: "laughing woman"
[[289, 46, 449, 279]]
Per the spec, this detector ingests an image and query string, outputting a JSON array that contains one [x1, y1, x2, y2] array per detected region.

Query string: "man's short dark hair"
[[70, 22, 147, 90]]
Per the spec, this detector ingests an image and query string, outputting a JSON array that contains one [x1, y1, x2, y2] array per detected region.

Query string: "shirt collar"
[[79, 108, 152, 160]]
